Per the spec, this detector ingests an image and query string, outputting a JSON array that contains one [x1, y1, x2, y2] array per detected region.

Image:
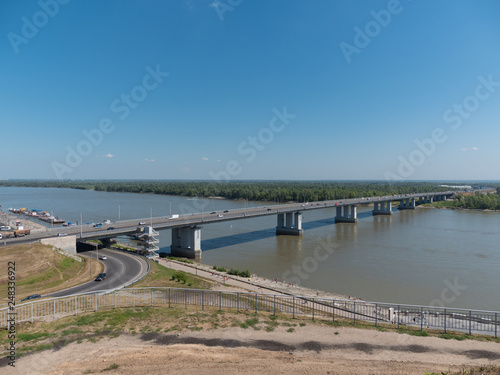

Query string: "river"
[[1, 186, 499, 311]]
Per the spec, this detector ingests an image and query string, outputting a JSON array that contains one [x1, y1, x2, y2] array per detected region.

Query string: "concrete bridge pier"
[[276, 212, 303, 235], [335, 205, 357, 223], [398, 198, 416, 210], [171, 226, 202, 259], [373, 201, 392, 215]]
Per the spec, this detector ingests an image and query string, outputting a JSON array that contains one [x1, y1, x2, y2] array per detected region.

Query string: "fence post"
[[374, 303, 377, 327], [53, 299, 56, 321], [273, 295, 276, 316], [420, 307, 423, 331], [202, 290, 204, 311], [495, 313, 498, 338], [312, 298, 315, 321], [469, 310, 472, 335], [255, 293, 257, 314], [114, 290, 117, 309], [444, 309, 446, 333], [133, 289, 135, 308], [219, 291, 222, 311], [353, 301, 356, 326], [169, 289, 171, 308], [185, 289, 187, 310], [95, 293, 97, 312], [31, 302, 34, 323], [151, 288, 153, 307], [237, 293, 239, 312], [293, 296, 295, 319], [75, 295, 77, 317], [333, 300, 335, 323], [397, 305, 400, 329]]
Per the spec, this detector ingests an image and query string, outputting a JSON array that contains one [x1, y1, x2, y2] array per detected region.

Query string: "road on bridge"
[[1, 191, 454, 244]]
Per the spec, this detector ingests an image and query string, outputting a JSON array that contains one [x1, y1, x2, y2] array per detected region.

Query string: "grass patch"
[[102, 363, 119, 371], [127, 260, 213, 289], [0, 243, 96, 302]]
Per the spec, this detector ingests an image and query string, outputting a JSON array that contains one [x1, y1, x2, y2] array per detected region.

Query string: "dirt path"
[[9, 325, 500, 375]]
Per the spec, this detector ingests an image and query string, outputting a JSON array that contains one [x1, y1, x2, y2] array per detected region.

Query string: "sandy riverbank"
[[158, 257, 360, 301], [8, 325, 500, 375]]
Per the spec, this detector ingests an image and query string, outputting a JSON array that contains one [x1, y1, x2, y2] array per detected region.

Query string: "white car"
[[99, 256, 107, 260], [57, 233, 68, 237], [139, 221, 146, 225]]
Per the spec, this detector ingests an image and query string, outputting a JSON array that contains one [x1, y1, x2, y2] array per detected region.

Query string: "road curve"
[[48, 249, 149, 297]]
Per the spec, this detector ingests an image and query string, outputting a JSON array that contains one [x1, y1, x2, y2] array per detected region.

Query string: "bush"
[[227, 268, 251, 278], [171, 271, 188, 284], [213, 265, 227, 272]]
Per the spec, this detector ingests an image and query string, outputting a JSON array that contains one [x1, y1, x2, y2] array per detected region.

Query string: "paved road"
[[49, 249, 149, 297]]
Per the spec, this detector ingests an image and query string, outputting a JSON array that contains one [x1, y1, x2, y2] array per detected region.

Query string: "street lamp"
[[118, 204, 121, 222], [80, 213, 83, 238]]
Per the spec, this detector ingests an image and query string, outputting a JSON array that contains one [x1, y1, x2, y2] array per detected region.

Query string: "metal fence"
[[1, 287, 498, 337]]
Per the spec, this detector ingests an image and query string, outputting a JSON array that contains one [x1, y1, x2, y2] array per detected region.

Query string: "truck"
[[167, 215, 179, 219], [14, 229, 31, 237]]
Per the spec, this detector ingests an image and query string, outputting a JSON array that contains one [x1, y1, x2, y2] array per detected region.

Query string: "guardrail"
[[1, 287, 497, 337]]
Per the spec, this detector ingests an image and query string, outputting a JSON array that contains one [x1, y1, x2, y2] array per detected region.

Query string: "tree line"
[[445, 192, 500, 210], [0, 180, 455, 202]]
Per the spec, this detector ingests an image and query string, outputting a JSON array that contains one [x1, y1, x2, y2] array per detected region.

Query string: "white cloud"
[[217, 159, 222, 162], [145, 158, 156, 162], [96, 153, 114, 158], [202, 157, 209, 161], [460, 147, 479, 152], [471, 146, 478, 151]]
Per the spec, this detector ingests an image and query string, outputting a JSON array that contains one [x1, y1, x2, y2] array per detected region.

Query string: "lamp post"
[[118, 204, 120, 222], [80, 213, 83, 238]]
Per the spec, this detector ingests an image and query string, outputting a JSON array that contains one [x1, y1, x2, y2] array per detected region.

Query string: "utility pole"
[[80, 213, 83, 238], [118, 204, 121, 221]]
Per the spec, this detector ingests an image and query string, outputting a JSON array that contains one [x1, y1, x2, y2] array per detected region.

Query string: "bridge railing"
[[1, 287, 497, 337]]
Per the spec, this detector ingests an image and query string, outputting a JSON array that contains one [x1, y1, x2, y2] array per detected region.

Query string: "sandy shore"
[[159, 258, 360, 301], [8, 324, 500, 375]]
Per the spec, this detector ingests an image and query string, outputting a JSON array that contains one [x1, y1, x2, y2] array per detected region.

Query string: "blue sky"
[[1, 0, 499, 181]]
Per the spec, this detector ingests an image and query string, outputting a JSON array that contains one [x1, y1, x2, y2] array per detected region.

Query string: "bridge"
[[5, 191, 454, 259]]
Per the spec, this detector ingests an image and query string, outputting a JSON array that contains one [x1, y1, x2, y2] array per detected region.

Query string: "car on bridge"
[[94, 273, 107, 281], [139, 221, 146, 225], [57, 233, 68, 236], [93, 223, 102, 227], [107, 227, 115, 230], [99, 255, 107, 260]]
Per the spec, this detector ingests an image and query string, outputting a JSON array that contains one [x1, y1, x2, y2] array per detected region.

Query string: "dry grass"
[[0, 243, 103, 302]]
